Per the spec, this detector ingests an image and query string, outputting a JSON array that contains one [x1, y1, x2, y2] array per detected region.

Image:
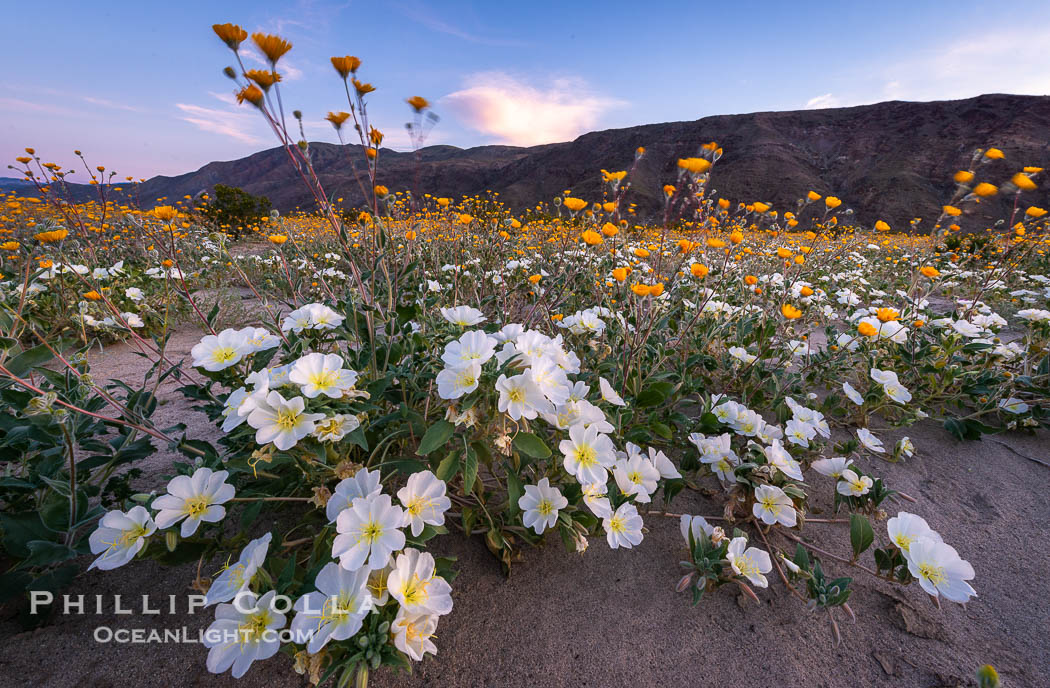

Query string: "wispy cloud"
[[803, 93, 843, 110], [175, 95, 263, 145], [443, 72, 623, 146], [82, 96, 145, 113], [0, 97, 74, 115], [396, 1, 529, 47], [802, 27, 1050, 109]]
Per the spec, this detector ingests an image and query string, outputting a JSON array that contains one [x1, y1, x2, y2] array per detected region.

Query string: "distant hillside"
[[9, 94, 1050, 230]]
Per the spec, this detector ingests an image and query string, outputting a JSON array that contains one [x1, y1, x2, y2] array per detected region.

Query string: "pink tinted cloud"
[[443, 72, 622, 146]]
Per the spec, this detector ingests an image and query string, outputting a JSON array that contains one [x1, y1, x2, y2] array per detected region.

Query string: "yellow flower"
[[781, 304, 802, 319], [268, 234, 288, 245], [649, 282, 664, 296], [752, 201, 770, 213], [437, 198, 451, 208], [953, 170, 974, 184], [252, 33, 292, 64], [331, 56, 361, 79], [528, 274, 542, 284], [374, 185, 389, 197], [325, 111, 351, 129], [663, 184, 676, 197], [920, 266, 940, 278], [943, 205, 962, 217], [729, 230, 744, 244], [353, 78, 376, 96], [405, 230, 417, 240], [458, 214, 473, 224], [212, 23, 248, 50], [717, 198, 731, 209], [34, 229, 69, 243], [406, 96, 429, 112], [0, 241, 18, 251], [1011, 173, 1037, 191], [152, 205, 178, 222], [236, 85, 264, 107], [807, 190, 822, 202], [677, 239, 695, 253], [581, 230, 603, 246], [858, 321, 878, 337], [633, 247, 650, 258], [1025, 206, 1047, 218], [630, 283, 650, 296], [244, 69, 281, 90], [83, 290, 102, 301], [744, 275, 758, 286], [690, 263, 709, 278], [601, 169, 627, 183], [777, 247, 793, 259], [874, 220, 890, 231], [707, 237, 726, 249], [563, 197, 588, 212], [602, 201, 617, 212], [677, 158, 711, 175], [876, 308, 899, 322], [800, 286, 814, 297], [973, 182, 998, 197], [612, 267, 629, 282], [824, 196, 842, 209], [601, 222, 619, 237], [984, 148, 1004, 160]]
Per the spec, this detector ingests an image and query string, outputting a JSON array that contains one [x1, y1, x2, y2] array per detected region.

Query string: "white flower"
[[495, 371, 552, 421], [282, 303, 344, 333], [896, 436, 915, 458], [120, 312, 145, 328], [842, 381, 864, 405], [763, 439, 804, 481], [153, 467, 235, 537], [836, 469, 873, 497], [887, 511, 943, 555], [871, 368, 911, 404], [857, 427, 885, 453], [598, 377, 626, 406], [560, 423, 616, 484], [752, 484, 797, 527], [125, 287, 144, 301], [1017, 308, 1050, 323], [288, 352, 358, 398], [440, 305, 486, 326], [205, 533, 271, 606], [326, 469, 383, 522], [238, 326, 281, 352], [906, 538, 977, 603], [441, 330, 496, 367], [313, 414, 361, 442], [191, 328, 250, 371], [999, 397, 1029, 414], [811, 456, 853, 479], [728, 346, 756, 364], [603, 502, 644, 549], [436, 360, 482, 400], [680, 514, 717, 545], [88, 506, 156, 571], [518, 477, 567, 534], [649, 447, 681, 479], [203, 590, 285, 678], [246, 391, 325, 451], [387, 548, 453, 616], [529, 356, 571, 404], [727, 536, 772, 588], [392, 609, 439, 661], [290, 562, 373, 654], [397, 470, 451, 537], [333, 493, 406, 571], [784, 418, 817, 448], [612, 452, 661, 503], [581, 482, 612, 518], [951, 319, 985, 338]]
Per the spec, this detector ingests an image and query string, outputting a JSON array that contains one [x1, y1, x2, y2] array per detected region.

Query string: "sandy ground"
[[1, 330, 1048, 688]]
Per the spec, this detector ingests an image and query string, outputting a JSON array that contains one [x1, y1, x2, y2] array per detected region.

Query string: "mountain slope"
[[10, 94, 1050, 229]]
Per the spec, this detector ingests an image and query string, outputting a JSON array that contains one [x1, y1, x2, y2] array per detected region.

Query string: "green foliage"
[[200, 184, 273, 238]]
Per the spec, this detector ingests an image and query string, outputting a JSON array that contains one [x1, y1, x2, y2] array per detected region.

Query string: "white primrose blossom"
[[88, 506, 156, 571], [153, 467, 235, 537]]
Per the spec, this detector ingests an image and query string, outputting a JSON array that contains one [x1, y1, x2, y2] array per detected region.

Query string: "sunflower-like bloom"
[[331, 56, 362, 79], [406, 96, 429, 112], [245, 69, 281, 91], [824, 196, 842, 209], [252, 33, 292, 64], [563, 197, 587, 212], [984, 148, 1004, 160], [353, 79, 375, 96], [1011, 173, 1037, 191], [973, 182, 998, 197], [236, 85, 265, 107], [325, 111, 351, 129], [33, 229, 69, 243], [780, 304, 802, 319], [212, 23, 248, 50], [152, 206, 178, 222], [677, 157, 711, 175]]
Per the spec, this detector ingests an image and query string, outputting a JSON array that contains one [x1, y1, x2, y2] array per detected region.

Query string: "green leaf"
[[416, 420, 455, 456], [506, 469, 524, 516], [849, 513, 874, 558], [462, 449, 479, 494], [512, 432, 551, 459], [4, 343, 54, 377], [435, 451, 460, 482], [21, 540, 78, 568]]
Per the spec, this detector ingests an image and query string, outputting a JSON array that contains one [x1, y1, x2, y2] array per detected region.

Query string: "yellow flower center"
[[184, 496, 210, 518], [918, 562, 946, 585], [275, 408, 300, 431], [358, 520, 383, 544]]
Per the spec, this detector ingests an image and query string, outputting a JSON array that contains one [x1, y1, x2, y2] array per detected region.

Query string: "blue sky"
[[4, 0, 1050, 178]]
